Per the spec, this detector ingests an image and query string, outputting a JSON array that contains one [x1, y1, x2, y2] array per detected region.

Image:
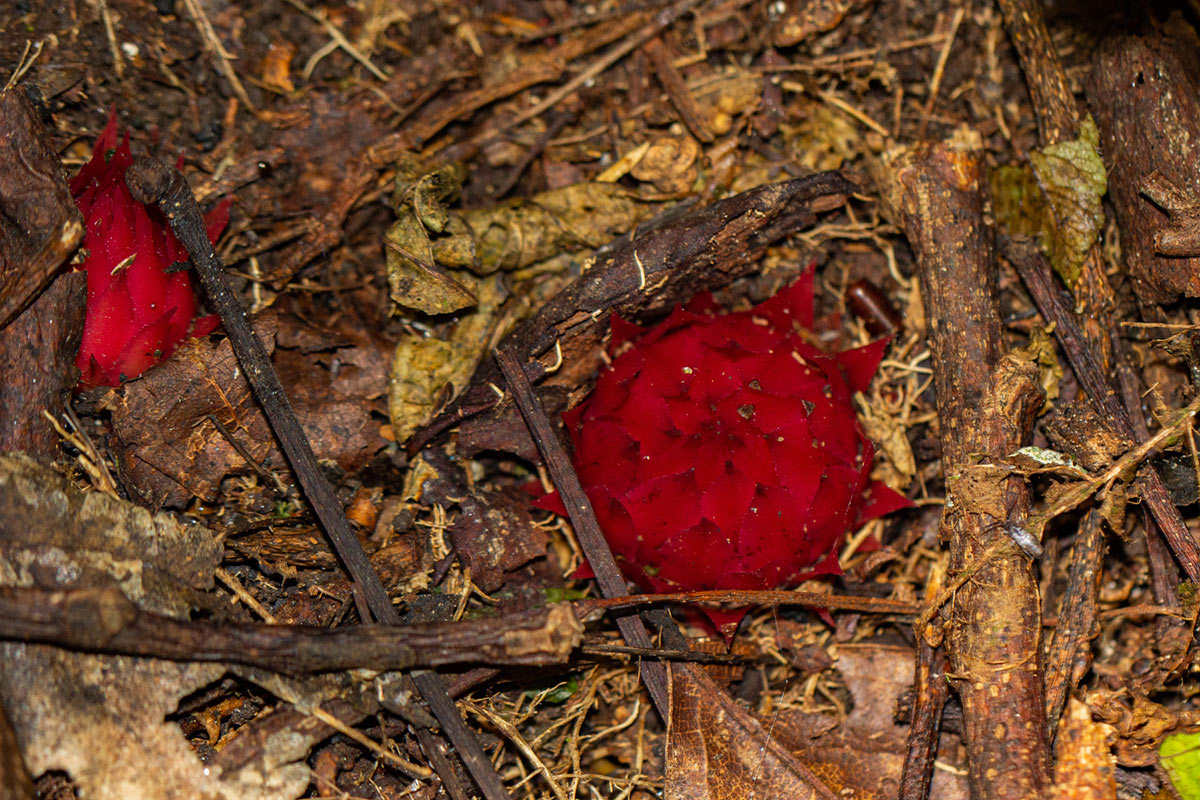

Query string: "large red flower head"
[[71, 112, 229, 389], [540, 269, 911, 634]]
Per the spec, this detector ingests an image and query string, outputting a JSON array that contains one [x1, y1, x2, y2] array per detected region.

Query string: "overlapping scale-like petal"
[[72, 111, 229, 389], [551, 268, 913, 637]]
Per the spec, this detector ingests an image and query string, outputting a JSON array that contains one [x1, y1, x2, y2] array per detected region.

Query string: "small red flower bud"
[[538, 269, 911, 634], [71, 112, 229, 389]]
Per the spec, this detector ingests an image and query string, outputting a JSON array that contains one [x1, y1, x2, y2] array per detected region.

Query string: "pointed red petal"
[[837, 337, 890, 394], [607, 314, 644, 353]]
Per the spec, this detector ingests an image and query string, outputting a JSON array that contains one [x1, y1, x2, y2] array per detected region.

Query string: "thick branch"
[[0, 585, 582, 674], [892, 141, 1050, 799], [1086, 26, 1200, 303]]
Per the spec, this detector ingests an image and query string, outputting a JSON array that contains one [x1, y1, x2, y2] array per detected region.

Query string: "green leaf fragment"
[[990, 115, 1107, 290], [1161, 730, 1200, 800]]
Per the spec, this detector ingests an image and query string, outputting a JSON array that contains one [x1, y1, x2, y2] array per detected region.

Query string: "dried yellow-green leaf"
[[385, 154, 478, 314], [388, 277, 504, 443], [391, 154, 466, 234], [991, 115, 1107, 289], [855, 393, 915, 487], [1025, 325, 1063, 409], [455, 183, 654, 274], [384, 214, 477, 314]]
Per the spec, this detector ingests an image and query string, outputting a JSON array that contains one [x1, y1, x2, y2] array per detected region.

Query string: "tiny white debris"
[[1010, 446, 1076, 467]]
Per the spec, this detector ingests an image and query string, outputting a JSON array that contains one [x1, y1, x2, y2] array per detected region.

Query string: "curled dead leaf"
[[631, 136, 701, 195]]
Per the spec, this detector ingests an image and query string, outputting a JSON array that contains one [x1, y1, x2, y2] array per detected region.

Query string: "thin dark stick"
[[414, 729, 471, 800], [493, 112, 572, 199], [1005, 238, 1200, 581], [581, 643, 741, 663], [494, 345, 670, 717], [127, 161, 391, 622], [206, 414, 287, 493], [897, 641, 948, 800], [125, 160, 513, 800]]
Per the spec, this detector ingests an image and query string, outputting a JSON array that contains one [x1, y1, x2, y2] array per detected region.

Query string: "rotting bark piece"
[[1086, 23, 1200, 303], [0, 89, 83, 332], [889, 140, 1050, 800], [411, 172, 854, 454], [1043, 512, 1104, 733], [0, 693, 33, 800], [1048, 698, 1118, 800], [0, 272, 85, 458], [0, 452, 221, 610], [0, 453, 233, 800], [1141, 171, 1200, 258], [1041, 400, 1128, 473]]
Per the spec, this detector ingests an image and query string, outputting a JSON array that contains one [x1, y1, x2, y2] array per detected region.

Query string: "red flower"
[[539, 269, 911, 634], [71, 112, 229, 388]]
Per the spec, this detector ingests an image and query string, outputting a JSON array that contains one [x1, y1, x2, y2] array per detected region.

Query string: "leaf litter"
[[4, 1, 1200, 798]]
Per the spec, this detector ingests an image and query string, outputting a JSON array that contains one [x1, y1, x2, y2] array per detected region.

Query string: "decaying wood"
[[412, 171, 854, 453], [1042, 511, 1104, 732], [996, 3, 1200, 732], [1008, 238, 1196, 678], [0, 272, 85, 458], [892, 141, 1049, 800], [0, 695, 33, 800], [1086, 22, 1200, 303], [0, 585, 582, 674], [1141, 171, 1200, 258], [1006, 239, 1200, 582], [0, 90, 82, 332]]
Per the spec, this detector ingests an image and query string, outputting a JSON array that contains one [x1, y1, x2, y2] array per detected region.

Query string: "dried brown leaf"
[[108, 314, 386, 508], [772, 645, 969, 799], [665, 662, 838, 800]]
